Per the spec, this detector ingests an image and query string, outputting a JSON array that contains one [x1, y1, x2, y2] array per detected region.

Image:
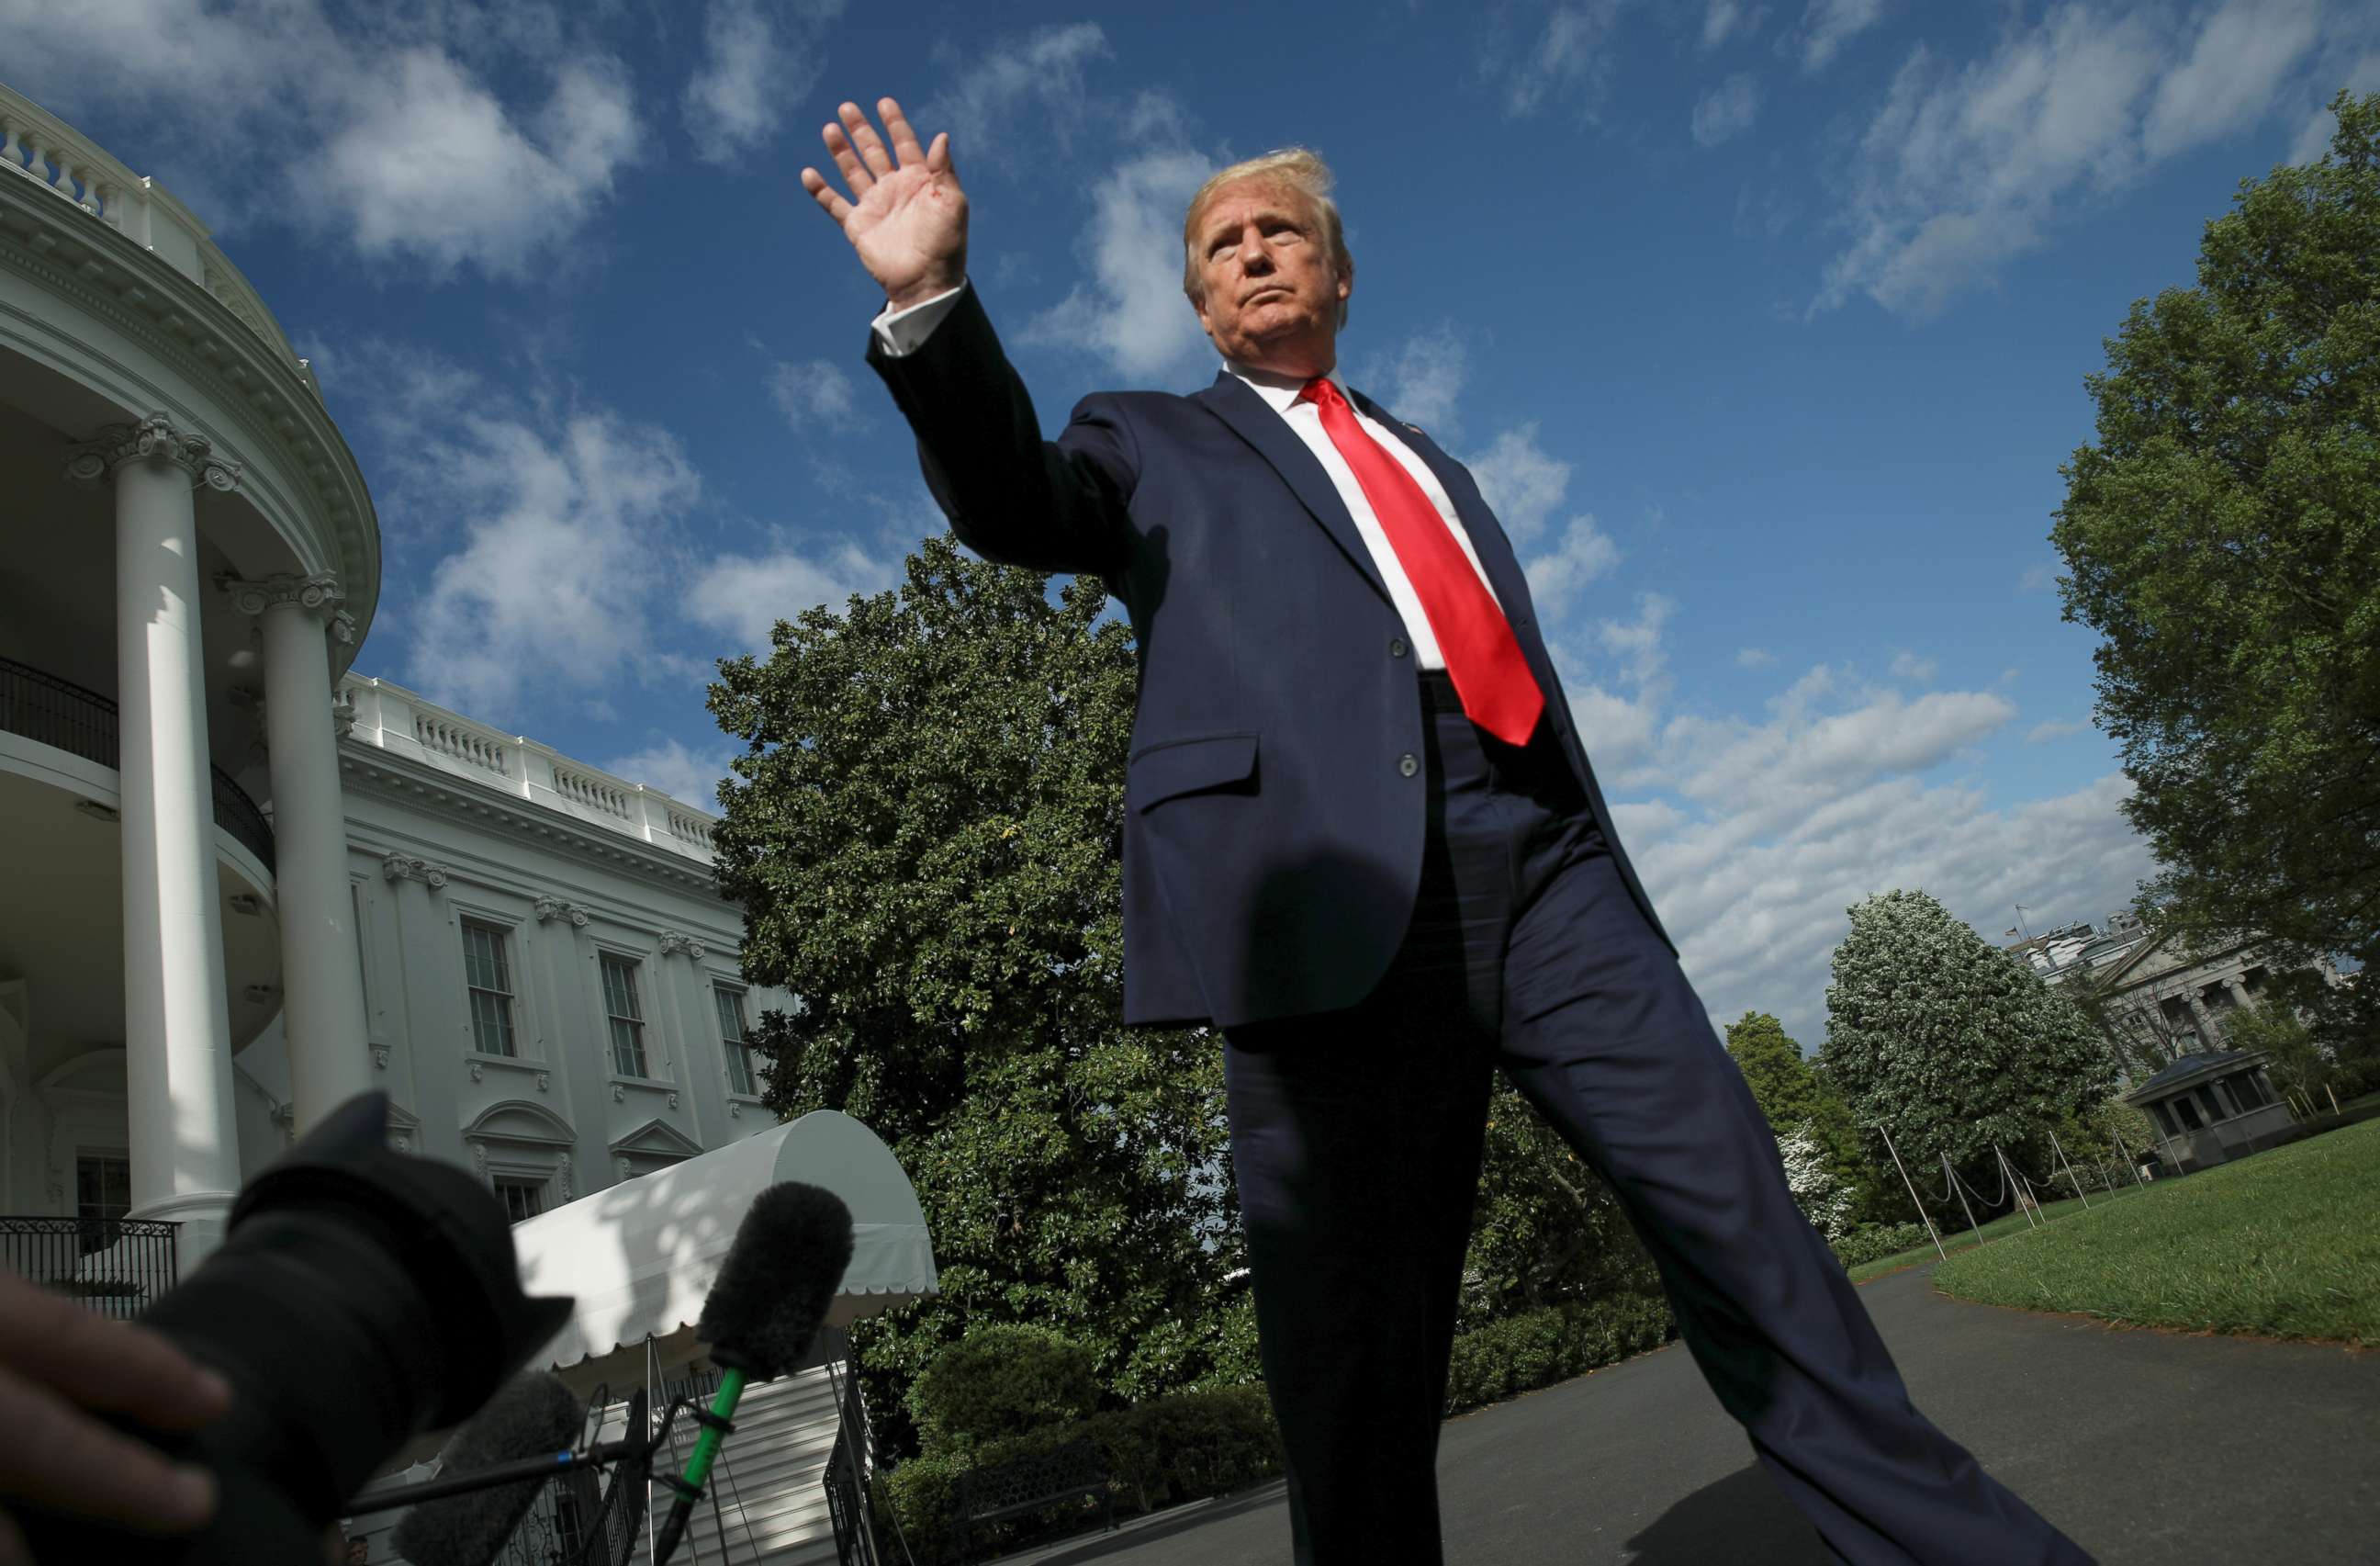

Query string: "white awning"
[[508, 1108, 938, 1397]]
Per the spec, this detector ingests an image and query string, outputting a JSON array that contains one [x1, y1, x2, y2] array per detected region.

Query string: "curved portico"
[[0, 80, 381, 1262]]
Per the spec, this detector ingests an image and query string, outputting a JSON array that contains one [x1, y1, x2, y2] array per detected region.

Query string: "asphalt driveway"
[[982, 1263, 2380, 1564]]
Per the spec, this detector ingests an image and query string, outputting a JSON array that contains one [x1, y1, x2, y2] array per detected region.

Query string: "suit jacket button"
[[1398, 753, 1419, 777], [1388, 637, 1409, 659]]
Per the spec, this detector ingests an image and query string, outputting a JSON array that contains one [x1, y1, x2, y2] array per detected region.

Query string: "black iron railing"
[[0, 1216, 179, 1320], [0, 654, 274, 871]]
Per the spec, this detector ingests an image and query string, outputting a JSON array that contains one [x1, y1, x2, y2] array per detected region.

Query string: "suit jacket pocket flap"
[[1129, 732, 1259, 812]]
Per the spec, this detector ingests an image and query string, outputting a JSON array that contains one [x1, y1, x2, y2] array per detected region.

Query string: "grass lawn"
[[1845, 1183, 2148, 1285], [1929, 1117, 2380, 1343]]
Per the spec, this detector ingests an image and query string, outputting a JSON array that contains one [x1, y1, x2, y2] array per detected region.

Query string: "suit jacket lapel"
[[1195, 373, 1391, 603]]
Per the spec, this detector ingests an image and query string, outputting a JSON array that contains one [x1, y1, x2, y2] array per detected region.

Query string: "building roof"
[[2122, 1049, 2268, 1103]]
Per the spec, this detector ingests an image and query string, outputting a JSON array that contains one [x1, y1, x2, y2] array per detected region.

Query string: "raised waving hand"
[[800, 97, 968, 312]]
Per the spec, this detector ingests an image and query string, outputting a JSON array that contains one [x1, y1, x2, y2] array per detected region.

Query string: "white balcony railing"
[[0, 80, 306, 376], [340, 675, 726, 867]]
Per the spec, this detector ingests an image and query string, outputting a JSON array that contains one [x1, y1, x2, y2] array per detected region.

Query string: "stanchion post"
[[1994, 1145, 2039, 1230], [2048, 1125, 2091, 1210], [2107, 1124, 2150, 1189], [1944, 1150, 1989, 1249], [1877, 1123, 1948, 1262]]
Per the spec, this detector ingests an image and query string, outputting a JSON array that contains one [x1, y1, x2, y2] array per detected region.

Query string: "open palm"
[[801, 97, 968, 311]]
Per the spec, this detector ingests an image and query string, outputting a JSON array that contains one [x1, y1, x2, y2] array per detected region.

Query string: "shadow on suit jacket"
[[866, 285, 1673, 1031]]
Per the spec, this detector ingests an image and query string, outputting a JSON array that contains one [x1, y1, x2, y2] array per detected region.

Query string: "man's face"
[[1190, 180, 1351, 377]]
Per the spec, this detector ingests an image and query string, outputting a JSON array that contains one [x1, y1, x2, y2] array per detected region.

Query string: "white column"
[[222, 573, 370, 1134], [67, 415, 243, 1262]]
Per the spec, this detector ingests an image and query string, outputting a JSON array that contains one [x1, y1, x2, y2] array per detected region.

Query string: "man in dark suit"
[[802, 98, 2090, 1566]]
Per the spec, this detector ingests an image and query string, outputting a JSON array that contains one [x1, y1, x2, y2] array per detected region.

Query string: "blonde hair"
[[1181, 147, 1353, 329]]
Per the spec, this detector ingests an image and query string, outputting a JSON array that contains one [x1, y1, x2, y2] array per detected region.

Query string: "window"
[[494, 1177, 545, 1223], [2227, 1072, 2273, 1112], [714, 984, 755, 1098], [2195, 1086, 2226, 1123], [601, 954, 647, 1077], [2150, 1102, 2179, 1137], [76, 1155, 131, 1256], [461, 919, 518, 1057], [2171, 1094, 2206, 1132]]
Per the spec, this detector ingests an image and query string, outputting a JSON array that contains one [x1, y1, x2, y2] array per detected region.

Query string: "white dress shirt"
[[872, 284, 1503, 670]]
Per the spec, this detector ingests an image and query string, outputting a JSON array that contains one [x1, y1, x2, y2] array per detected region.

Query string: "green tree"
[[1821, 891, 2118, 1194], [2050, 89, 2380, 978], [1723, 1012, 1900, 1224], [1459, 1083, 1660, 1332], [705, 535, 1247, 1457]]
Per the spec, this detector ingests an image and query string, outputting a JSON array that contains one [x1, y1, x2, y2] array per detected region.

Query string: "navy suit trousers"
[[1221, 684, 2092, 1565]]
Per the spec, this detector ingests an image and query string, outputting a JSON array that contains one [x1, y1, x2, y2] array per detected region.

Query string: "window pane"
[[497, 1180, 544, 1223], [713, 985, 745, 1042], [724, 1042, 754, 1098], [611, 1018, 646, 1078]]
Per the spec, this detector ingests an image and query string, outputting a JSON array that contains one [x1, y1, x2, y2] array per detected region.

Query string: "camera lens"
[[20, 1092, 574, 1565]]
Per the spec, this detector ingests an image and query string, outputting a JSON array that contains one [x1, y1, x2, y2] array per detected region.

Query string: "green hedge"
[[904, 1322, 1100, 1459], [1442, 1293, 1675, 1415], [1827, 1221, 1934, 1269], [876, 1294, 1679, 1560], [877, 1382, 1282, 1564]]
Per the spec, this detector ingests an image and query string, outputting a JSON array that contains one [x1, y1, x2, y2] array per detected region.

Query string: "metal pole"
[[2107, 1124, 2149, 1189], [1876, 1123, 1948, 1261], [1944, 1150, 1989, 1249], [2048, 1125, 2091, 1210], [1995, 1145, 2038, 1230]]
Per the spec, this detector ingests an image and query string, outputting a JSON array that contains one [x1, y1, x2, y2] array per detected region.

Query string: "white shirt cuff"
[[870, 284, 968, 357]]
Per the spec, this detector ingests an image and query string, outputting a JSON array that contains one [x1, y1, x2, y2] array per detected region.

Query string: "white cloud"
[[1371, 325, 1470, 434], [1813, 1, 2365, 321], [1888, 648, 1937, 682], [1792, 0, 1888, 73], [1, 0, 643, 278], [1736, 646, 1776, 667], [2018, 562, 2059, 594], [1023, 145, 1216, 381], [681, 0, 847, 164], [1523, 516, 1623, 618], [1466, 423, 1573, 546], [1495, 1, 1633, 120], [1691, 72, 1764, 146], [685, 540, 898, 650], [2141, 0, 2321, 159], [1701, 1, 1763, 51], [924, 21, 1109, 167], [2026, 718, 2089, 744], [769, 359, 862, 430], [599, 737, 735, 812]]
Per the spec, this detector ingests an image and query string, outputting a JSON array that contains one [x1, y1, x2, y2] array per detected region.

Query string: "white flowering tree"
[[1776, 1124, 1857, 1240], [1822, 889, 2116, 1180]]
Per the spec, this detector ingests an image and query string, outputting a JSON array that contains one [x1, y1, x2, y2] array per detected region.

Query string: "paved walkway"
[[980, 1264, 2380, 1563]]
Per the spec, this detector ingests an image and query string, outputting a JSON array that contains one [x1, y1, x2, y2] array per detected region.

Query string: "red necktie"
[[1301, 377, 1545, 745]]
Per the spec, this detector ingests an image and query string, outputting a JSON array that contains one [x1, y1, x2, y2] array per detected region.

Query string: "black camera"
[[20, 1091, 574, 1564]]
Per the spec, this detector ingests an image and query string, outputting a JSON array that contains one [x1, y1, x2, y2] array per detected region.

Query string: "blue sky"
[[13, 0, 2376, 1046]]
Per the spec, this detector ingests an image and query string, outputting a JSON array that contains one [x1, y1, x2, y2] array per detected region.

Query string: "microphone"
[[387, 1372, 583, 1566], [652, 1182, 855, 1565]]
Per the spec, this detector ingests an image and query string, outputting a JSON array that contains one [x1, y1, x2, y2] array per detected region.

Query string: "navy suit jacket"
[[868, 287, 1672, 1030]]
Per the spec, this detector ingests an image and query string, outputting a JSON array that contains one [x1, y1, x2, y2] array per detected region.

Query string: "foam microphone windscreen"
[[389, 1371, 582, 1566], [695, 1182, 856, 1380]]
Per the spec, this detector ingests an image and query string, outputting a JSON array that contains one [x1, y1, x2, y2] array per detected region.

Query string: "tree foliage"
[[1723, 1011, 1902, 1224], [2051, 89, 2380, 975], [1821, 891, 2117, 1180], [705, 535, 1247, 1450], [1459, 1082, 1660, 1332]]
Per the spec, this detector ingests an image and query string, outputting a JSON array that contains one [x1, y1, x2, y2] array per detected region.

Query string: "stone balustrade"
[[338, 675, 725, 866], [0, 79, 305, 375]]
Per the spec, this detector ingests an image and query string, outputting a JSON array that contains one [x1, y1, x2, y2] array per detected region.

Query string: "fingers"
[[838, 100, 897, 178], [823, 119, 872, 196], [880, 97, 927, 165], [0, 1361, 219, 1536], [0, 1271, 230, 1434], [799, 166, 853, 225]]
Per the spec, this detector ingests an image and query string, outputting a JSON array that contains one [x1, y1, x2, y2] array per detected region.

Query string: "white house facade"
[[0, 77, 791, 1279]]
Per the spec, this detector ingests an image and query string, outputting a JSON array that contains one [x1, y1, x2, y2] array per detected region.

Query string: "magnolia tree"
[[1776, 1125, 1857, 1241], [1821, 890, 2116, 1186]]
